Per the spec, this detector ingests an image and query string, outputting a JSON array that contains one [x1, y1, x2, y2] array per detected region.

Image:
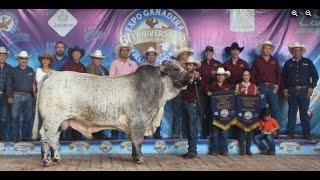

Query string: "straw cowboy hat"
[[258, 40, 276, 52], [145, 47, 158, 56], [288, 42, 307, 55], [90, 49, 105, 59], [68, 46, 85, 58], [16, 51, 30, 59], [184, 56, 201, 68], [115, 43, 132, 56], [225, 42, 244, 55], [214, 67, 231, 78], [0, 47, 9, 55], [173, 47, 194, 59], [38, 52, 53, 63]]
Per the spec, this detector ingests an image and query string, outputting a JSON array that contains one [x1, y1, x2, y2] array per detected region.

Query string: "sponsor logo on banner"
[[296, 11, 320, 35], [279, 142, 301, 153], [99, 141, 113, 153], [153, 140, 167, 153], [0, 143, 6, 152], [229, 9, 255, 32], [235, 94, 261, 132], [120, 141, 132, 151], [69, 141, 90, 152], [48, 9, 78, 37], [119, 9, 189, 64], [13, 142, 35, 154], [211, 91, 237, 130], [0, 10, 19, 35]]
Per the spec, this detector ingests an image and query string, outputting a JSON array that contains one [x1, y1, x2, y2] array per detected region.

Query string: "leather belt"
[[13, 91, 31, 96], [293, 86, 307, 89], [185, 98, 197, 103]]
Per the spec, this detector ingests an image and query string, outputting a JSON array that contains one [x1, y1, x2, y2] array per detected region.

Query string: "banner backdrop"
[[1, 9, 320, 137]]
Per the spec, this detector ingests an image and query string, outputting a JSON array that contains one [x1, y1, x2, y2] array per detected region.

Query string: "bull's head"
[[159, 60, 190, 88]]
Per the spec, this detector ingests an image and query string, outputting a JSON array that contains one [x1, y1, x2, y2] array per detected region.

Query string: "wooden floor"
[[1, 154, 320, 171]]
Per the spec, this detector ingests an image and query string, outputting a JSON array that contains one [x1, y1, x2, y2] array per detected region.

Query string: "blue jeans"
[[0, 94, 9, 139], [183, 101, 199, 154], [11, 94, 33, 140], [171, 94, 184, 137], [238, 130, 253, 153], [254, 133, 275, 153], [210, 126, 228, 154], [259, 85, 285, 132], [287, 88, 310, 136]]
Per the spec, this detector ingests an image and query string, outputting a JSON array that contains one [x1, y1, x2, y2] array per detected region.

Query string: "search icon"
[[305, 10, 312, 17], [291, 10, 298, 17]]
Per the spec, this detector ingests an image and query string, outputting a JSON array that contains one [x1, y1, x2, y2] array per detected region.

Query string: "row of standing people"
[[178, 41, 318, 158], [0, 40, 318, 144]]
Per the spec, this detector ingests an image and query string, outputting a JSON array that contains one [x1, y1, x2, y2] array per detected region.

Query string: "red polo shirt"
[[198, 59, 222, 94], [223, 58, 249, 86], [63, 59, 86, 73], [181, 84, 197, 101], [206, 82, 232, 93], [251, 56, 281, 86]]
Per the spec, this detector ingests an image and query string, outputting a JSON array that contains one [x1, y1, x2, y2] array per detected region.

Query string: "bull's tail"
[[32, 73, 51, 140]]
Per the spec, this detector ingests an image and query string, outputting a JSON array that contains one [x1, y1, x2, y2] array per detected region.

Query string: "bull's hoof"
[[42, 157, 52, 167], [53, 158, 62, 162], [135, 158, 145, 164]]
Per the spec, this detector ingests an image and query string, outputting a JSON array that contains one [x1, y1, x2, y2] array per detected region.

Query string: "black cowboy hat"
[[68, 46, 85, 58], [224, 42, 244, 55]]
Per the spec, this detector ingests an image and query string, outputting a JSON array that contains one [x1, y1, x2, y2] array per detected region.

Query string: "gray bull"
[[32, 61, 190, 166]]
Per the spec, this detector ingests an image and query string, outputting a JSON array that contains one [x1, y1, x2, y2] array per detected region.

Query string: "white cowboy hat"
[[215, 67, 231, 78], [90, 49, 105, 59], [0, 47, 9, 55], [184, 56, 201, 68], [115, 43, 132, 56], [258, 40, 276, 52], [173, 47, 194, 59], [145, 47, 158, 56], [288, 42, 307, 55], [16, 51, 30, 59]]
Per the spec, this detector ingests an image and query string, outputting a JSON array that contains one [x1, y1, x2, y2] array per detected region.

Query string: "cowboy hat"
[[16, 51, 30, 59], [184, 56, 201, 68], [115, 43, 132, 56], [225, 42, 244, 55], [214, 67, 231, 78], [0, 47, 9, 55], [257, 40, 276, 52], [288, 42, 307, 55], [90, 49, 105, 59], [145, 47, 158, 56], [173, 47, 194, 59], [38, 52, 53, 63], [68, 46, 85, 58]]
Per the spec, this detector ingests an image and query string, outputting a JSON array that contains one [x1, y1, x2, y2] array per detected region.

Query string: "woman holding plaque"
[[235, 69, 257, 155], [206, 67, 232, 156]]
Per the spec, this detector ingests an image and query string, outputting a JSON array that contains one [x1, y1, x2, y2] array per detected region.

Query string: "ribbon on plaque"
[[235, 94, 261, 132], [210, 91, 237, 130]]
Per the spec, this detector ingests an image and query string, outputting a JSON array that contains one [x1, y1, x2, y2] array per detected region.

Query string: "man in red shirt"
[[251, 41, 284, 133], [223, 42, 249, 87], [180, 56, 201, 159], [198, 46, 222, 138], [63, 46, 86, 73], [62, 46, 86, 140]]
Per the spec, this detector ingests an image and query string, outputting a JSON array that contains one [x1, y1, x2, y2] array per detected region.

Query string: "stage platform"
[[0, 138, 320, 156]]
